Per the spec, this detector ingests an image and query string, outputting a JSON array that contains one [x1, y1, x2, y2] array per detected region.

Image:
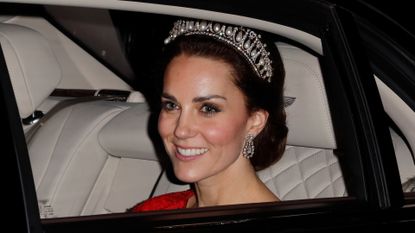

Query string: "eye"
[[200, 103, 221, 116], [161, 100, 179, 112]]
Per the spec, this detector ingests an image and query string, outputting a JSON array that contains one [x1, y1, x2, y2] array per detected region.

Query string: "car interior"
[[0, 4, 413, 219]]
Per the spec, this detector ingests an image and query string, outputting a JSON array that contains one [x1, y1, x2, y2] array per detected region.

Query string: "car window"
[[352, 10, 415, 196], [375, 77, 415, 193], [0, 5, 354, 220]]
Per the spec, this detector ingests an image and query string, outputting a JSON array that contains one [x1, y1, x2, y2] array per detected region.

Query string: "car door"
[[0, 44, 43, 233], [2, 0, 414, 233]]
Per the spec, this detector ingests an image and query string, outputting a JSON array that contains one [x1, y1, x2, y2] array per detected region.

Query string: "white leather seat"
[[1, 22, 160, 218], [32, 101, 130, 217], [31, 100, 160, 217], [257, 43, 345, 200], [153, 43, 347, 199], [0, 23, 61, 122], [95, 104, 162, 214]]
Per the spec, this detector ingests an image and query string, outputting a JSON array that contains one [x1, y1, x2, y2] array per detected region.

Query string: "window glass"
[[375, 77, 415, 193], [2, 5, 352, 220]]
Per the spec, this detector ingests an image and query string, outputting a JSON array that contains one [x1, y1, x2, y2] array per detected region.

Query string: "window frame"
[[351, 3, 415, 201], [2, 0, 412, 232]]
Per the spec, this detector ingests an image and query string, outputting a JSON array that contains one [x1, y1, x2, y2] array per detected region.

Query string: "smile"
[[176, 147, 209, 156]]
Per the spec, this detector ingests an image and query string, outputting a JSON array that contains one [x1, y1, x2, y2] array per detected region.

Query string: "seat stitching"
[[281, 181, 306, 199], [325, 150, 335, 196], [266, 161, 298, 182], [296, 147, 309, 198]]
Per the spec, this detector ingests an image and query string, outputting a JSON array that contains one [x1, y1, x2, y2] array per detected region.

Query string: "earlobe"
[[248, 110, 269, 135]]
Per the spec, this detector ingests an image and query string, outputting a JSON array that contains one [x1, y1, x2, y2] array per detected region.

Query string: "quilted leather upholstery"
[[153, 146, 347, 200], [257, 146, 346, 200]]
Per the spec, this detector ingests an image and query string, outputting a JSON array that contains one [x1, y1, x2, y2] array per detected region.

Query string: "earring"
[[242, 134, 255, 159]]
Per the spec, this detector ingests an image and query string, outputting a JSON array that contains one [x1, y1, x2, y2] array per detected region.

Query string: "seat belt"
[[25, 95, 114, 144]]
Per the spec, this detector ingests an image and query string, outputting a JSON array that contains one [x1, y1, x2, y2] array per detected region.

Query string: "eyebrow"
[[161, 93, 227, 103], [193, 95, 227, 103], [161, 93, 177, 102]]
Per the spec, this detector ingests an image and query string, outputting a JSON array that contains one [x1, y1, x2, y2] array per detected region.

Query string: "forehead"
[[163, 54, 237, 90]]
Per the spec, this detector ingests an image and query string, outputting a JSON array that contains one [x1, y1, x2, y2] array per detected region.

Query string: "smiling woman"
[[129, 19, 288, 211]]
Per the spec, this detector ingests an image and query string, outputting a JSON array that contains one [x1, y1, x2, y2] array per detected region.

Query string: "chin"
[[173, 168, 202, 183]]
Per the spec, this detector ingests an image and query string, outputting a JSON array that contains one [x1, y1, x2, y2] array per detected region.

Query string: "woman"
[[130, 19, 288, 212]]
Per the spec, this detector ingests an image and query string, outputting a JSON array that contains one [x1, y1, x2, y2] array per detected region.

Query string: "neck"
[[191, 157, 278, 208]]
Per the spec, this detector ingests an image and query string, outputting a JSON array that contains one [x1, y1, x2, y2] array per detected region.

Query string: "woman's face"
[[158, 54, 263, 183]]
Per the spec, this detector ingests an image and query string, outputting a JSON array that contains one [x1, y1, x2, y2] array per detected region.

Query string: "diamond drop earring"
[[242, 134, 255, 159]]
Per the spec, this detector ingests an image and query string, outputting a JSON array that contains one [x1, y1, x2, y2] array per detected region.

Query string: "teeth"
[[177, 147, 208, 156]]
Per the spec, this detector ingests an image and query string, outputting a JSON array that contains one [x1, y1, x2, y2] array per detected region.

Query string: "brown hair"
[[161, 34, 287, 171]]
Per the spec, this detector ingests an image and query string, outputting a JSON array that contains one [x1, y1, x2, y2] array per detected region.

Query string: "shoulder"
[[129, 189, 194, 212]]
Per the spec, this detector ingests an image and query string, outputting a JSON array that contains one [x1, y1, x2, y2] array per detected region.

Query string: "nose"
[[174, 110, 196, 139]]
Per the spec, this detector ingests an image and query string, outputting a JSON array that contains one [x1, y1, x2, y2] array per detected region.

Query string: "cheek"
[[203, 119, 245, 146], [158, 113, 173, 138]]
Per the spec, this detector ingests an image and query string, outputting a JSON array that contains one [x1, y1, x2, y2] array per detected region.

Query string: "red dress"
[[129, 190, 194, 212]]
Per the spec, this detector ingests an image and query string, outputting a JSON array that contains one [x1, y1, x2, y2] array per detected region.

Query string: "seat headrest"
[[98, 103, 158, 161], [278, 43, 336, 149], [0, 23, 61, 118]]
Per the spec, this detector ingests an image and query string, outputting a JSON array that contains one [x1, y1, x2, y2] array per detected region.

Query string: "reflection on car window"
[[402, 177, 415, 192], [375, 77, 415, 193]]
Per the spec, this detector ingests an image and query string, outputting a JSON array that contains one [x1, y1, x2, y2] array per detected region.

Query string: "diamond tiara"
[[164, 20, 273, 82]]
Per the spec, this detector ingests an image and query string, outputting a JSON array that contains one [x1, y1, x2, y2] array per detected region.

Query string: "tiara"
[[164, 20, 273, 82]]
